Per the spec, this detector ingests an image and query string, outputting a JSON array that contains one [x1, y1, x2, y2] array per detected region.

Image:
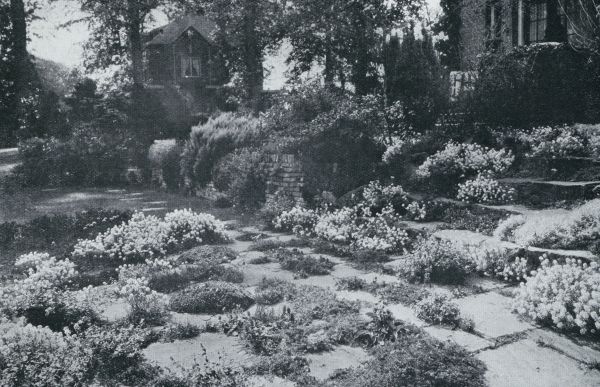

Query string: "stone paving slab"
[[143, 333, 254, 372], [527, 329, 600, 366], [454, 292, 532, 338], [386, 303, 427, 327], [424, 325, 493, 352], [305, 345, 370, 380], [239, 262, 296, 286], [353, 272, 403, 285], [329, 263, 367, 279], [245, 376, 296, 387], [477, 339, 600, 387], [293, 274, 340, 289]]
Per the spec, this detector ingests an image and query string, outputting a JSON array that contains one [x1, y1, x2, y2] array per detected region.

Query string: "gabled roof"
[[146, 14, 217, 46]]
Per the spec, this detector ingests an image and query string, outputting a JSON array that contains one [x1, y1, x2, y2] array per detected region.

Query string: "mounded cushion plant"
[[169, 281, 254, 314]]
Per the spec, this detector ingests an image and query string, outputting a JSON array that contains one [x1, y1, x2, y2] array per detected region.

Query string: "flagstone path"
[[117, 222, 600, 386]]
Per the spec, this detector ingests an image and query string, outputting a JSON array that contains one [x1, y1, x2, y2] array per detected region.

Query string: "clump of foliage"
[[456, 173, 515, 204], [270, 248, 334, 277], [72, 210, 230, 263], [11, 128, 128, 188], [169, 281, 254, 314], [413, 293, 465, 328], [331, 332, 487, 387], [513, 258, 600, 336], [181, 113, 263, 190], [494, 199, 600, 252], [397, 237, 474, 284], [212, 147, 268, 209], [157, 322, 201, 342], [254, 277, 297, 305], [148, 139, 183, 191], [416, 141, 514, 193], [117, 277, 169, 325], [472, 43, 600, 128]]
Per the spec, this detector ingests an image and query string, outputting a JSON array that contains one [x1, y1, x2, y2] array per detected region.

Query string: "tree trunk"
[[9, 0, 28, 135], [243, 0, 263, 113], [127, 0, 145, 88], [324, 34, 335, 87]]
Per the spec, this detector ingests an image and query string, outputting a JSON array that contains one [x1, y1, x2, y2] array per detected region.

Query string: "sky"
[[29, 0, 441, 89]]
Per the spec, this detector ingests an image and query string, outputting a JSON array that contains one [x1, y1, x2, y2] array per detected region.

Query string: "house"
[[143, 14, 229, 117], [458, 0, 589, 70]]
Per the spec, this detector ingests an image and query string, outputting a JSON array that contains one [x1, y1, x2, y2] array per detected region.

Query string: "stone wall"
[[263, 153, 305, 205]]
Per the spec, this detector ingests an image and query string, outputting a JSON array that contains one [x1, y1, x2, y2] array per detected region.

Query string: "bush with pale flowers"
[[513, 258, 600, 336]]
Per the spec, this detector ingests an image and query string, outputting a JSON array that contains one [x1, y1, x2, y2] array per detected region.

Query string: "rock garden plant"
[[169, 281, 254, 314]]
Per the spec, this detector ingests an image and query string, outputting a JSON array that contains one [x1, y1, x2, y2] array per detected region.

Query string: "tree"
[[75, 0, 169, 88], [191, 0, 285, 110], [433, 0, 462, 70], [0, 0, 42, 146], [285, 0, 423, 95], [385, 27, 448, 133]]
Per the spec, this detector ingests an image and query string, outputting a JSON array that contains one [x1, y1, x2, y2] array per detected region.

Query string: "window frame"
[[181, 56, 201, 78]]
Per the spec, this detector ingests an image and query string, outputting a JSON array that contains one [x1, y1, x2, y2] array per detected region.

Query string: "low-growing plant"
[[73, 210, 230, 263], [457, 174, 515, 204], [273, 206, 319, 236], [178, 245, 238, 265], [250, 238, 311, 252], [272, 248, 334, 277], [513, 258, 600, 336], [397, 237, 474, 284], [117, 278, 169, 325], [332, 332, 487, 386], [169, 281, 254, 314], [157, 322, 201, 342], [254, 277, 297, 305], [414, 293, 463, 327]]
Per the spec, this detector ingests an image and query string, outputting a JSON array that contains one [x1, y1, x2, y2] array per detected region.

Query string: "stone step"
[[434, 229, 597, 263], [499, 177, 600, 205]]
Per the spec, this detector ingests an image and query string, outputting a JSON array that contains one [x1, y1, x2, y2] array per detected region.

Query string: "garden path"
[[106, 223, 600, 385]]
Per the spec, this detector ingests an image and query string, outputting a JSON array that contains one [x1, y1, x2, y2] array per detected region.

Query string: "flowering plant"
[[73, 210, 230, 262], [456, 174, 515, 204], [417, 142, 514, 179], [513, 258, 600, 336], [117, 277, 169, 325], [273, 206, 320, 236]]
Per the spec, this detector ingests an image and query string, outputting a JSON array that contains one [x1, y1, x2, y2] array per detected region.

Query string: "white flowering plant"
[[361, 180, 409, 209], [414, 293, 462, 326], [513, 258, 600, 336], [73, 209, 230, 263], [456, 174, 515, 204], [525, 126, 588, 158], [117, 277, 169, 325], [416, 142, 514, 180], [273, 206, 320, 236]]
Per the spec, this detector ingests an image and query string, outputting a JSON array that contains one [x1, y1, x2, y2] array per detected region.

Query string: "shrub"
[[397, 237, 474, 284], [0, 254, 100, 331], [416, 141, 514, 192], [117, 278, 169, 325], [169, 281, 254, 314], [272, 248, 334, 277], [456, 174, 515, 204], [442, 203, 512, 236], [181, 113, 263, 189], [414, 293, 462, 326], [212, 148, 268, 209], [349, 249, 390, 264], [273, 206, 319, 236], [527, 126, 588, 158], [513, 258, 600, 336], [12, 128, 128, 188], [0, 319, 92, 386], [73, 210, 230, 262], [495, 200, 600, 251], [82, 323, 157, 385], [472, 43, 599, 128], [148, 139, 183, 191]]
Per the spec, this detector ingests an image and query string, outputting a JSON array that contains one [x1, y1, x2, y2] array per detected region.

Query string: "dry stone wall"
[[264, 153, 305, 205]]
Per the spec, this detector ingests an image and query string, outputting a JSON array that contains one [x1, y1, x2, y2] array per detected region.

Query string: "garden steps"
[[433, 229, 598, 263], [0, 147, 19, 176], [499, 177, 600, 204]]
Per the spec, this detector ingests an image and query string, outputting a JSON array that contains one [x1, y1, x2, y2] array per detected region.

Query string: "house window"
[[182, 57, 201, 78], [529, 1, 547, 43], [486, 0, 503, 50]]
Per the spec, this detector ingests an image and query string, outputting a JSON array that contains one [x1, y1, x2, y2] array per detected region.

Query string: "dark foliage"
[[472, 44, 600, 128]]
